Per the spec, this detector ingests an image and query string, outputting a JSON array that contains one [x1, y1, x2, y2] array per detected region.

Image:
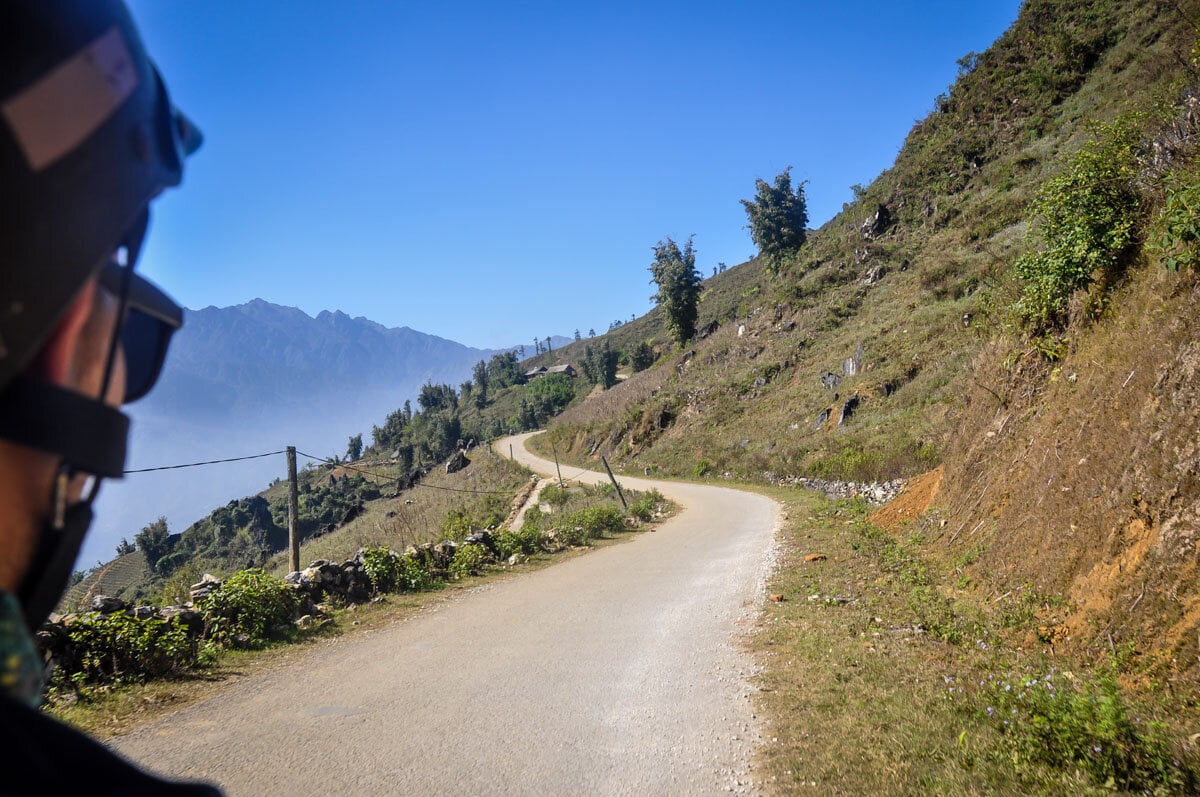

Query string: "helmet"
[[0, 0, 200, 392], [0, 0, 200, 630]]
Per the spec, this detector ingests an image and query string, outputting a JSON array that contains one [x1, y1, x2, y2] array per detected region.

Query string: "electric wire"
[[122, 449, 287, 474], [121, 443, 531, 497]]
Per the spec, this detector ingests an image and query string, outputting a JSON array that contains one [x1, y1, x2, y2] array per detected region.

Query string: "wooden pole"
[[286, 446, 300, 573], [509, 444, 514, 461], [600, 456, 628, 511], [550, 440, 564, 487]]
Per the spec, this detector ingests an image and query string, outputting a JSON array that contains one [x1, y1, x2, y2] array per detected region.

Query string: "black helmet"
[[0, 0, 200, 630], [0, 0, 200, 392]]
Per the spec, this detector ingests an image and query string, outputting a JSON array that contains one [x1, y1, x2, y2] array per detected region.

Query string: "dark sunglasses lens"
[[121, 308, 174, 402]]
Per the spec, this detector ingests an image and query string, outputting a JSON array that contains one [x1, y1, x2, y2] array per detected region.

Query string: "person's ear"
[[28, 281, 97, 385]]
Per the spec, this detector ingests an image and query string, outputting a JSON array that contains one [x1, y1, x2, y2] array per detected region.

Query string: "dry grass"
[[263, 449, 529, 574], [752, 486, 1197, 794]]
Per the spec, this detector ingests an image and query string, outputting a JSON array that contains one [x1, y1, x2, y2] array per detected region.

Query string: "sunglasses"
[[97, 260, 183, 403]]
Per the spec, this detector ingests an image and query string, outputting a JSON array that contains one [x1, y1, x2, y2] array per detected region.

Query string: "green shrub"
[[1151, 169, 1200, 272], [197, 568, 298, 648], [540, 483, 571, 507], [497, 526, 544, 558], [693, 459, 711, 478], [53, 612, 195, 687], [569, 505, 626, 538], [397, 556, 436, 591], [440, 508, 474, 539], [629, 489, 666, 521], [449, 545, 486, 579], [521, 505, 545, 531], [968, 672, 1197, 791], [1013, 118, 1142, 331], [361, 546, 401, 593]]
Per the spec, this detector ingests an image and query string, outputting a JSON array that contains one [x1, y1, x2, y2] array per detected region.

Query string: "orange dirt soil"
[[869, 466, 944, 533]]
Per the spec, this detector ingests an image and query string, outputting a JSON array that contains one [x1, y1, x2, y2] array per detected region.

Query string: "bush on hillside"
[[497, 525, 544, 558], [197, 568, 298, 648], [396, 557, 436, 591], [449, 545, 487, 579], [1014, 118, 1142, 331], [361, 546, 402, 593], [1151, 169, 1200, 273], [53, 612, 196, 688], [629, 489, 666, 521]]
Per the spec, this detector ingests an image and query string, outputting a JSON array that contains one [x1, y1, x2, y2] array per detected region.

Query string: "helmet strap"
[[19, 473, 94, 631]]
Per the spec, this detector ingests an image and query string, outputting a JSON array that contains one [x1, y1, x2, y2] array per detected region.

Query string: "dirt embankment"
[[933, 266, 1200, 683]]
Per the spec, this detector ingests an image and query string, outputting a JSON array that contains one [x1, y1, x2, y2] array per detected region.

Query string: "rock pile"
[[285, 558, 371, 606], [770, 474, 905, 505], [38, 529, 507, 668]]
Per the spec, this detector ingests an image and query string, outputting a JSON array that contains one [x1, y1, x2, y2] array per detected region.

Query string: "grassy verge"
[[753, 490, 1198, 795]]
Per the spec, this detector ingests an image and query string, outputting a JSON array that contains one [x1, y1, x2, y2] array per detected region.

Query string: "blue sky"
[[128, 1, 1021, 349]]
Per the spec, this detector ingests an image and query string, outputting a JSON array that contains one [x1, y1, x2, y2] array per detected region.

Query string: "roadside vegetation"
[[755, 491, 1198, 794], [48, 451, 671, 737]]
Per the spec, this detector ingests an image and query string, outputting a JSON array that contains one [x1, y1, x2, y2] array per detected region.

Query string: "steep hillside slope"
[[536, 0, 1200, 685], [542, 0, 1195, 483]]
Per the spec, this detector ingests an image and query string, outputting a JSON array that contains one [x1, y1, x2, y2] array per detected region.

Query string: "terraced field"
[[61, 551, 150, 612]]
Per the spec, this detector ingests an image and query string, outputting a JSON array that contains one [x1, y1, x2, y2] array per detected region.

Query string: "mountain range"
[[86, 299, 532, 567]]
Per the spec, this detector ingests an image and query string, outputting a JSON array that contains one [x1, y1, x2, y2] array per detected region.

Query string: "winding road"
[[111, 433, 780, 795]]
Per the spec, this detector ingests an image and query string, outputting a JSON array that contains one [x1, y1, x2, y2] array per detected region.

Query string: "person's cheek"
[[106, 345, 127, 408]]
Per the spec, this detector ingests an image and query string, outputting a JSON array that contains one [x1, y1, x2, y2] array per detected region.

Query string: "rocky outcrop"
[[860, 204, 892, 240], [445, 450, 471, 474]]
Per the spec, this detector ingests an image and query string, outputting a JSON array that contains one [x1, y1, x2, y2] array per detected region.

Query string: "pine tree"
[[649, 236, 702, 345], [472, 360, 488, 409], [741, 167, 809, 273]]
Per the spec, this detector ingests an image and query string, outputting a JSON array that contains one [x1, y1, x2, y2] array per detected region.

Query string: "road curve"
[[111, 432, 780, 795]]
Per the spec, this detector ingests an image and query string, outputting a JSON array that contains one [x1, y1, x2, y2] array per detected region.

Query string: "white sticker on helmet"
[[2, 26, 140, 172]]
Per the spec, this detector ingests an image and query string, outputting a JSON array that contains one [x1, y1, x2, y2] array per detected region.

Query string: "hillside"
[[529, 0, 1200, 689]]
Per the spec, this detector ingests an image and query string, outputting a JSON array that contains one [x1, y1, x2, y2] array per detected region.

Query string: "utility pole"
[[550, 440, 564, 487], [601, 456, 628, 511], [286, 446, 299, 573]]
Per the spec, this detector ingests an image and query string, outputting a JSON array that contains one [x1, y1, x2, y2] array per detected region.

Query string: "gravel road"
[[110, 432, 780, 795]]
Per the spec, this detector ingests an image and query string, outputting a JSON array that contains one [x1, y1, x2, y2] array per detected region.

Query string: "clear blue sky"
[[127, 1, 1021, 349]]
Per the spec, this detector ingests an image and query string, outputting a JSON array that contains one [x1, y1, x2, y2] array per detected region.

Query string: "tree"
[[135, 516, 172, 572], [630, 341, 655, 372], [741, 167, 809, 273], [598, 340, 618, 388], [418, 382, 457, 412], [574, 329, 581, 341], [588, 328, 595, 337], [581, 345, 598, 384], [472, 359, 489, 409], [649, 236, 702, 345], [487, 351, 522, 388], [115, 538, 136, 556], [544, 336, 553, 352], [346, 433, 363, 461]]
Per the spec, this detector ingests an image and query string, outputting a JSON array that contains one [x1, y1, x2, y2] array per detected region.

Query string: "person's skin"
[[0, 278, 126, 593]]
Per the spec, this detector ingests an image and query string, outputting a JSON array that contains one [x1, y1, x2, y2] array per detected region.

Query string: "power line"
[[121, 443, 522, 498], [297, 451, 513, 494], [122, 449, 287, 474]]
